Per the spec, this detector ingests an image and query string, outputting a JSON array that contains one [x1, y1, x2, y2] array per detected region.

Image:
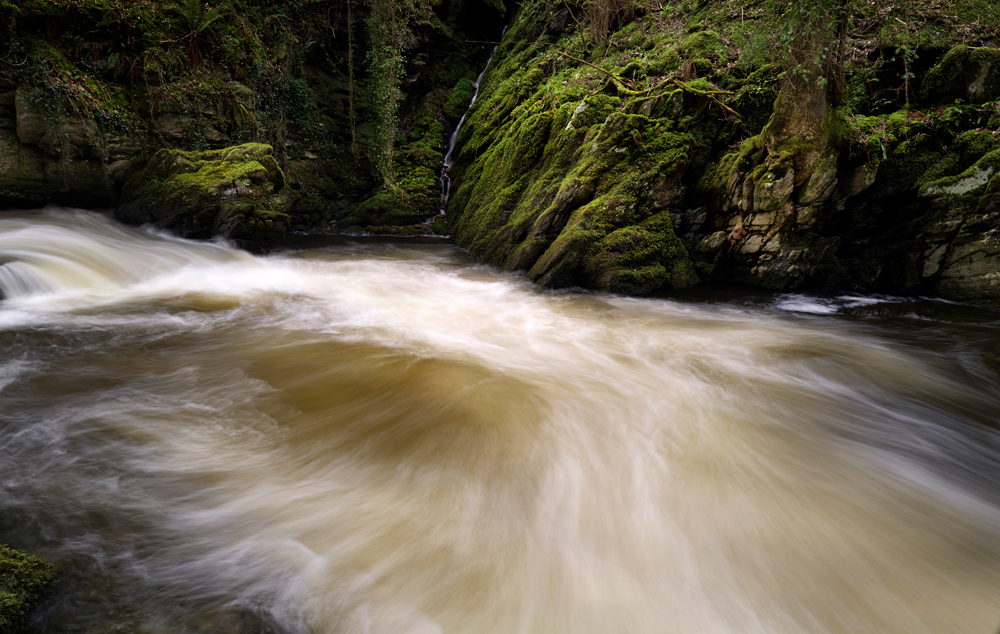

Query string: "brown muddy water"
[[2, 208, 1000, 634]]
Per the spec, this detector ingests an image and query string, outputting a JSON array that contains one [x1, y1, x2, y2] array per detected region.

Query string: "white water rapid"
[[2, 208, 1000, 634]]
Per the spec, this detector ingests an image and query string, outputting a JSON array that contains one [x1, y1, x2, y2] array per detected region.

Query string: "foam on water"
[[2, 209, 1000, 634]]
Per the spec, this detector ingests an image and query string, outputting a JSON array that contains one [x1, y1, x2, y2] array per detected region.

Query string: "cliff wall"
[[444, 0, 1000, 305]]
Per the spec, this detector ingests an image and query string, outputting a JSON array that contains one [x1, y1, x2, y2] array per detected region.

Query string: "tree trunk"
[[762, 0, 848, 183]]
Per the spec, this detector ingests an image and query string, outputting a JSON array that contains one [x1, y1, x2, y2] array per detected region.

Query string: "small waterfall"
[[438, 29, 507, 216], [0, 209, 255, 301]]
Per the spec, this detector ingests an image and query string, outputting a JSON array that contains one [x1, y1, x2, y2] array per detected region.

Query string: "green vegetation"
[[0, 545, 54, 634], [438, 0, 1000, 298], [0, 0, 502, 232]]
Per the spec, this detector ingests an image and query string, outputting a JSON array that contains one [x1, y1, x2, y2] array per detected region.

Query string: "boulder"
[[921, 46, 1000, 105], [116, 143, 292, 244]]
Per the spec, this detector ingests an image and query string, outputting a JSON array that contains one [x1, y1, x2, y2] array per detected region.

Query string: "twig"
[[561, 0, 583, 31], [669, 78, 741, 117], [555, 50, 634, 90]]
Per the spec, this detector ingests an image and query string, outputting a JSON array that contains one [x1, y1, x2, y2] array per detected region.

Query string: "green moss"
[[443, 77, 475, 120], [567, 94, 621, 130], [116, 143, 291, 242], [921, 46, 970, 104], [921, 147, 1000, 199], [918, 128, 1000, 186], [587, 211, 698, 293], [922, 46, 1000, 105], [0, 545, 55, 634], [681, 30, 724, 59]]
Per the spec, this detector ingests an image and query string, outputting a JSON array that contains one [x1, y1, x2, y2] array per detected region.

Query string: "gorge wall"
[[444, 0, 1000, 305], [1, 0, 1000, 305], [0, 0, 505, 235]]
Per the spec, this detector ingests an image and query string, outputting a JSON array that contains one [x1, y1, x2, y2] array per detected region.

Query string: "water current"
[[2, 208, 1000, 634]]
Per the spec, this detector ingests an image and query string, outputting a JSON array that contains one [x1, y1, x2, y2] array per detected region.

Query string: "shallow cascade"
[[2, 209, 1000, 634]]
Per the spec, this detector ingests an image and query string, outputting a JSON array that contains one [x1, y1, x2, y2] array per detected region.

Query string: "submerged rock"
[[116, 144, 292, 246]]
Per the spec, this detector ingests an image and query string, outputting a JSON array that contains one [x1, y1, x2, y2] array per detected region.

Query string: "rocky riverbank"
[[1, 0, 999, 305]]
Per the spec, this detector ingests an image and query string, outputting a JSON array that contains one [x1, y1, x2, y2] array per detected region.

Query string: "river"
[[2, 208, 1000, 634]]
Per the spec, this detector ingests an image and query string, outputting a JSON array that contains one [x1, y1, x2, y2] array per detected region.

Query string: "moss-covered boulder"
[[921, 46, 1000, 105], [0, 545, 55, 634], [115, 143, 292, 244]]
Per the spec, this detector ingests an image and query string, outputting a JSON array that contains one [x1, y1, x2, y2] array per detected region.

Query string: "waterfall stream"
[[438, 30, 506, 216], [3, 208, 1000, 634]]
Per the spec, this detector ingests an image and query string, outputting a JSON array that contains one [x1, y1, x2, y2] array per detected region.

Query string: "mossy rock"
[[116, 143, 291, 245], [586, 211, 699, 294], [922, 45, 1000, 105], [1, 545, 55, 634], [443, 78, 475, 120], [681, 30, 725, 59], [340, 190, 431, 228], [921, 147, 1000, 200]]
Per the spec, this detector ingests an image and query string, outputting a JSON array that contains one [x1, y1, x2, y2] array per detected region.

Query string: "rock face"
[[444, 5, 1000, 306], [0, 86, 113, 208], [116, 144, 292, 244], [3, 0, 1000, 302]]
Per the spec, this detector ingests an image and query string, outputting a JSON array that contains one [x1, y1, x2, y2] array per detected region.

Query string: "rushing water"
[[2, 208, 1000, 634]]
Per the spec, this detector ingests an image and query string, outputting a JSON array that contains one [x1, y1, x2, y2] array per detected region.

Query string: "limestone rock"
[[797, 151, 838, 205], [0, 128, 46, 206], [843, 164, 877, 199], [753, 169, 794, 212], [0, 128, 112, 207], [934, 190, 1000, 301]]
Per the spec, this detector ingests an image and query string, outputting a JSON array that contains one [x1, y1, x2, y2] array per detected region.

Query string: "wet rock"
[[0, 128, 112, 207], [107, 159, 146, 187], [842, 164, 877, 199]]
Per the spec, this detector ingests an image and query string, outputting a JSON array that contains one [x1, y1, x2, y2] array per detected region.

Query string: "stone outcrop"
[[2, 0, 999, 303], [0, 0, 503, 237], [443, 5, 1000, 306], [0, 83, 113, 208], [115, 144, 292, 245]]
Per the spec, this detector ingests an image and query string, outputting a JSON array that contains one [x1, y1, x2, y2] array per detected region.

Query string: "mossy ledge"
[[1, 545, 55, 634]]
